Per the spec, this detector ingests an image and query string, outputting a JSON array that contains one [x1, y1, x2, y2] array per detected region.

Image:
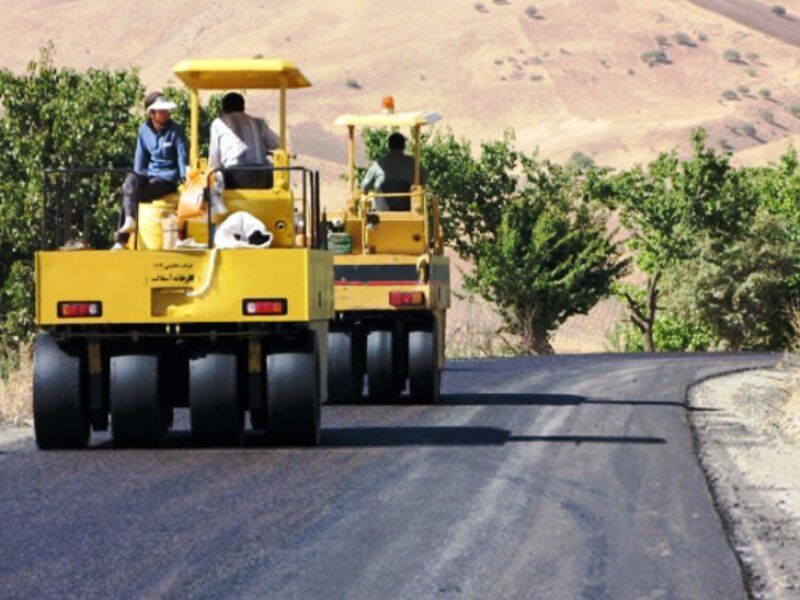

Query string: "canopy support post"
[[413, 125, 421, 186], [347, 125, 356, 199], [279, 83, 287, 151], [189, 87, 200, 169]]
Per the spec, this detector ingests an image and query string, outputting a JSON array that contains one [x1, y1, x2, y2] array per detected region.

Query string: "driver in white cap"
[[114, 90, 188, 249]]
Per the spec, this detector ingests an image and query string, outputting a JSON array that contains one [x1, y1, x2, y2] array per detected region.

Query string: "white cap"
[[147, 96, 177, 111]]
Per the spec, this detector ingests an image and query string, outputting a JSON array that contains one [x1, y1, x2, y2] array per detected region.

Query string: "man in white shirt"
[[208, 92, 280, 190]]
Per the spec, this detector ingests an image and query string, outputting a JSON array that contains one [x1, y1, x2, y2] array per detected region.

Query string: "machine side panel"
[[36, 249, 319, 325]]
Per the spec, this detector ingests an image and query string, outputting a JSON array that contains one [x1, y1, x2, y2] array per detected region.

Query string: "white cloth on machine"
[[213, 211, 273, 249]]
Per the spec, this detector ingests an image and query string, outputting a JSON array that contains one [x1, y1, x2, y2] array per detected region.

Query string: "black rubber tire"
[[110, 355, 166, 447], [367, 330, 397, 401], [409, 330, 440, 404], [190, 353, 243, 446], [266, 350, 320, 446], [327, 331, 363, 403], [33, 334, 89, 450]]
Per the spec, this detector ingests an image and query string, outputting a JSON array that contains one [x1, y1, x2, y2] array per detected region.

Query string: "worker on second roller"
[[114, 91, 188, 249], [209, 92, 280, 207], [361, 132, 426, 211]]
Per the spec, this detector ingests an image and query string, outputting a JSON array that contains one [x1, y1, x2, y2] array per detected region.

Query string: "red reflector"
[[389, 291, 425, 307], [58, 301, 102, 318], [243, 299, 287, 316]]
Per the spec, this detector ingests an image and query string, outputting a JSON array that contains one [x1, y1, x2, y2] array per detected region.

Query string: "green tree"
[[669, 211, 797, 349], [467, 165, 627, 353], [0, 46, 143, 358], [0, 47, 220, 365], [606, 129, 757, 351]]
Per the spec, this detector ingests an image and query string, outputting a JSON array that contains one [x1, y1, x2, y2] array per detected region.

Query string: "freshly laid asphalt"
[[0, 353, 776, 599]]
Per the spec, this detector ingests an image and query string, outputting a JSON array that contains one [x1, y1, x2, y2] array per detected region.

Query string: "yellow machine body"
[[36, 249, 332, 325], [36, 58, 330, 328], [326, 109, 451, 392], [32, 58, 333, 449]]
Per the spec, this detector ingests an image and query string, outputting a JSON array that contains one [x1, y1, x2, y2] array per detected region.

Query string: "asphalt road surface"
[[689, 0, 800, 48], [0, 353, 775, 599]]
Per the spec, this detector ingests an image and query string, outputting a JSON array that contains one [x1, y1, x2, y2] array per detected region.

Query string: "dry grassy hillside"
[[4, 0, 800, 352]]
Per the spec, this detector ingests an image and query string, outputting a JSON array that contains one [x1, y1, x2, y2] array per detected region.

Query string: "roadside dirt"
[[690, 368, 800, 599]]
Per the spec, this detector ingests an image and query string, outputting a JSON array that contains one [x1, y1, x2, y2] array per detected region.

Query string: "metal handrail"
[[202, 165, 322, 249], [42, 166, 134, 249], [41, 164, 323, 251]]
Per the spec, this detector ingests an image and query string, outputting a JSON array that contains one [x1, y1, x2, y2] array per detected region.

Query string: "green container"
[[328, 232, 353, 254]]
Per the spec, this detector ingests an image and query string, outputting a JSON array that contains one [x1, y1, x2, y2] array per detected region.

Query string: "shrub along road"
[[0, 354, 775, 599]]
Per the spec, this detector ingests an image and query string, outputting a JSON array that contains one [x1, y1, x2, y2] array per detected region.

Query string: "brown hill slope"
[[4, 0, 800, 352]]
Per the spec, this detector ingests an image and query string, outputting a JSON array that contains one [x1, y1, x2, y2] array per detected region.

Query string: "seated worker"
[[114, 91, 188, 249], [360, 132, 427, 211], [209, 92, 280, 194]]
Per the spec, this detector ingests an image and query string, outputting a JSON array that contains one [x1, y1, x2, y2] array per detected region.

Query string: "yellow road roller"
[[326, 108, 450, 403], [33, 59, 332, 448]]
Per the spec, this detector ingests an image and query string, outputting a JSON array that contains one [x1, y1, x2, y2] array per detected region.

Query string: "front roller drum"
[[266, 350, 321, 446], [409, 330, 440, 404], [110, 355, 167, 447], [190, 353, 243, 446], [33, 334, 90, 450], [327, 331, 364, 404]]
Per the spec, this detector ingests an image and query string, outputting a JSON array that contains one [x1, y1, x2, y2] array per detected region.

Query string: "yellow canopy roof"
[[334, 111, 442, 128], [173, 58, 311, 90]]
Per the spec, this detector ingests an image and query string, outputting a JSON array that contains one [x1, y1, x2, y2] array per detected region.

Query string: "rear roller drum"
[[190, 353, 243, 446], [266, 349, 320, 446], [110, 355, 167, 447], [327, 331, 364, 404], [33, 334, 90, 450], [367, 330, 398, 402], [409, 330, 440, 404]]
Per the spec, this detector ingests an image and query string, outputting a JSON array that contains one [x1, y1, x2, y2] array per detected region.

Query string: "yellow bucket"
[[137, 200, 177, 250]]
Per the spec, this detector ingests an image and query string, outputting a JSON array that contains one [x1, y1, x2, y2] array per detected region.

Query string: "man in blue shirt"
[[114, 91, 188, 248]]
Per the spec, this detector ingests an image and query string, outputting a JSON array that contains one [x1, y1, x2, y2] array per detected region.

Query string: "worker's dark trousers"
[[116, 173, 176, 243]]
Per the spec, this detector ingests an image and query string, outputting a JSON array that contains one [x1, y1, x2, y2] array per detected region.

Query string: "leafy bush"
[[345, 78, 362, 90], [759, 88, 772, 99], [723, 48, 742, 63], [722, 90, 739, 101], [655, 35, 669, 47], [759, 108, 776, 124], [673, 32, 697, 47], [746, 52, 760, 62], [737, 85, 750, 95], [669, 212, 798, 349], [772, 5, 787, 17], [524, 5, 539, 18], [641, 50, 669, 66], [789, 103, 800, 118], [607, 313, 716, 352], [568, 151, 595, 169], [741, 123, 757, 137], [698, 32, 709, 42]]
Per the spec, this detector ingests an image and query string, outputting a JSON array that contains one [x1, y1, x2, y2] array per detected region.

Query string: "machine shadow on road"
[[319, 427, 666, 447], [439, 393, 719, 411]]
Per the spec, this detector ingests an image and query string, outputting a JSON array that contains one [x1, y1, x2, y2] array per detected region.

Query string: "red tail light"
[[58, 301, 102, 318], [389, 291, 425, 307], [243, 299, 287, 316]]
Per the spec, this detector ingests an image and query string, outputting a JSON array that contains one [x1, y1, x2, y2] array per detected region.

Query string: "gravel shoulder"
[[690, 368, 800, 599], [0, 422, 33, 453]]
